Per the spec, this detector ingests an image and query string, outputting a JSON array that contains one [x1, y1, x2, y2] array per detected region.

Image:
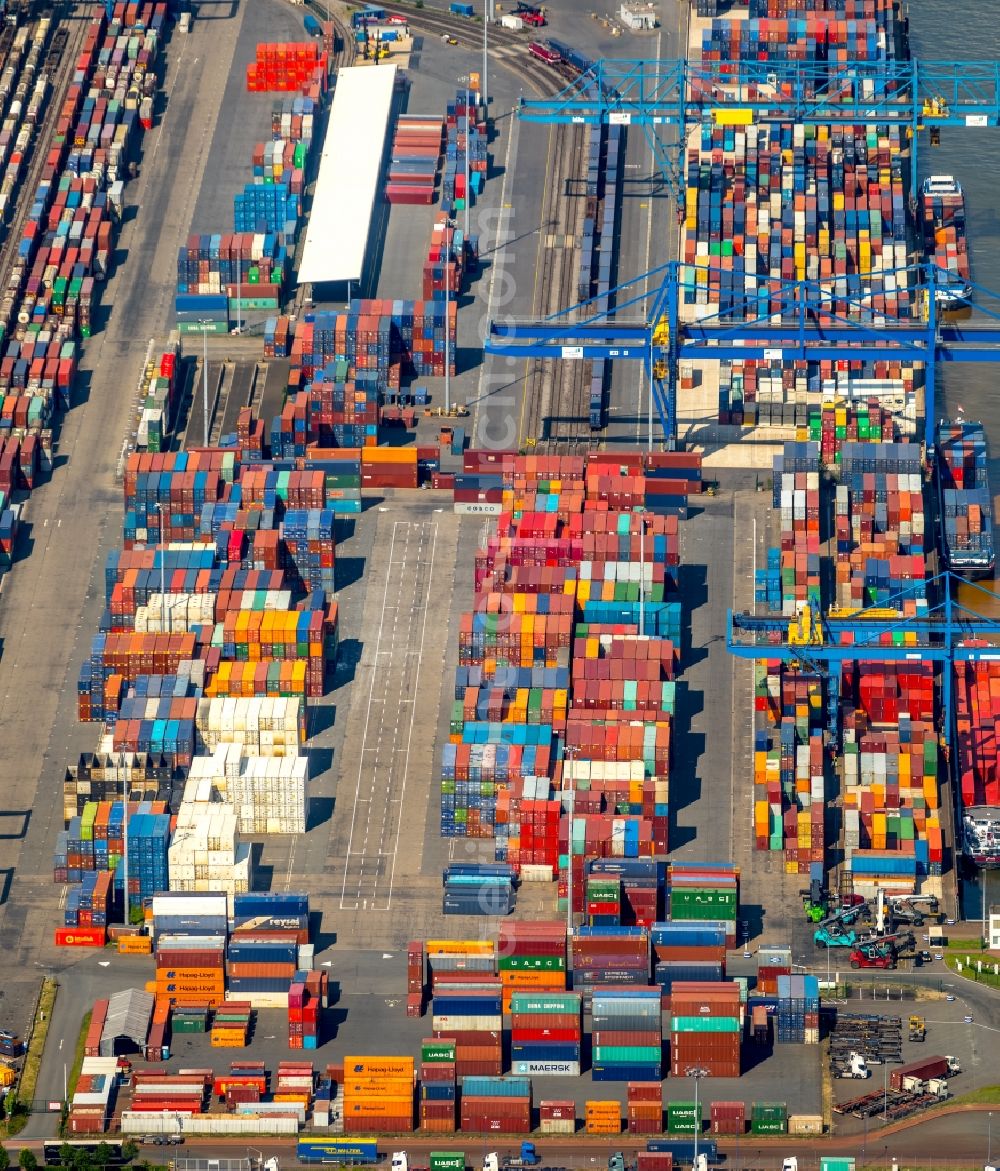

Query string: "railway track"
[[384, 4, 600, 452], [0, 7, 83, 297]]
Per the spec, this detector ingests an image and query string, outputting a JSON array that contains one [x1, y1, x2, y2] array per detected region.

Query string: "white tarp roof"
[[298, 65, 397, 285]]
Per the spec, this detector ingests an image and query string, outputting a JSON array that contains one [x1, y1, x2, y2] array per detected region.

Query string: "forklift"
[[813, 901, 871, 948], [801, 877, 828, 923]]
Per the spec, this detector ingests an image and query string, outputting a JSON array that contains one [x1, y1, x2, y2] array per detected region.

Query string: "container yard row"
[[0, 2, 168, 588]]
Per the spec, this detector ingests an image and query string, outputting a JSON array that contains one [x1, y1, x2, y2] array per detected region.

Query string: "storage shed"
[[99, 988, 154, 1057], [620, 1, 657, 29]]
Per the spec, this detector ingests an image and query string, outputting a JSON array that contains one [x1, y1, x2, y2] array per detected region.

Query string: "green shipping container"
[[422, 1043, 456, 1062], [670, 1016, 740, 1033], [500, 956, 566, 973], [751, 1119, 787, 1135], [820, 1161, 856, 1171], [666, 1101, 701, 1134], [430, 1155, 464, 1171], [592, 1046, 661, 1063], [178, 319, 228, 335], [752, 1102, 787, 1121]]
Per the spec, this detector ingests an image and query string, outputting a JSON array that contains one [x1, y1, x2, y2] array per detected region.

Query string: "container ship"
[[922, 175, 972, 307], [955, 660, 1000, 869], [936, 420, 995, 577]]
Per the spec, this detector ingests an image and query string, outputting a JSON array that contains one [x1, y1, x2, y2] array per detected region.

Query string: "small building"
[[989, 906, 1000, 951], [100, 988, 154, 1057], [621, 1, 657, 30]]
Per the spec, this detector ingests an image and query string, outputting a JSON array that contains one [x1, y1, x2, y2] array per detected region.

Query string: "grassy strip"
[[943, 953, 1000, 991], [66, 1011, 91, 1102], [18, 977, 59, 1107], [945, 1084, 1000, 1106]]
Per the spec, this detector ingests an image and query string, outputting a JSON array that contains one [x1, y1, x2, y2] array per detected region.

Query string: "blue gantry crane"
[[726, 574, 1000, 750], [517, 58, 1000, 198], [486, 260, 1000, 451]]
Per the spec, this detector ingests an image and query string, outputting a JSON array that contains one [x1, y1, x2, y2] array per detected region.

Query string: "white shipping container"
[[431, 1015, 502, 1032], [235, 1102, 307, 1123], [152, 893, 228, 919]]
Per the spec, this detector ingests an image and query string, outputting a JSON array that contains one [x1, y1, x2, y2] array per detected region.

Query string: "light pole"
[[444, 223, 452, 413], [465, 78, 471, 237], [685, 1066, 709, 1169], [155, 502, 167, 631], [646, 325, 654, 453], [882, 1062, 888, 1120], [482, 0, 488, 109], [458, 75, 471, 237], [198, 320, 211, 446], [565, 745, 578, 939]]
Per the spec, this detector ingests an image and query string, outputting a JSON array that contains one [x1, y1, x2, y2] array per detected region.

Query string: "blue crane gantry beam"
[[518, 58, 1000, 194], [485, 261, 1000, 451], [726, 574, 1000, 748]]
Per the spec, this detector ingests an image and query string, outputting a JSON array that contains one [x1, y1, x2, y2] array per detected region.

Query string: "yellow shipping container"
[[344, 1056, 415, 1077], [118, 934, 152, 955], [424, 941, 494, 957]]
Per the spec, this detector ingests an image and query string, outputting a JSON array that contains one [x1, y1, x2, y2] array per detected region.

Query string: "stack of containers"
[[287, 971, 323, 1048], [955, 660, 1000, 858], [124, 807, 171, 913], [62, 871, 112, 932], [651, 921, 726, 995], [130, 1070, 208, 1116], [67, 1055, 118, 1134], [591, 986, 662, 1081], [494, 779, 562, 875], [669, 982, 742, 1078], [136, 337, 181, 454], [667, 863, 738, 949], [756, 945, 793, 996], [836, 442, 926, 607], [282, 299, 457, 384], [214, 1063, 268, 1106], [497, 921, 567, 1012], [539, 1100, 576, 1135], [274, 1061, 315, 1114], [420, 1039, 457, 1132], [751, 1102, 788, 1136], [509, 990, 581, 1076], [584, 1100, 621, 1135], [570, 928, 650, 1004], [627, 1083, 663, 1135], [385, 114, 443, 205], [460, 1077, 531, 1133], [423, 214, 466, 302], [168, 799, 251, 905], [666, 1100, 702, 1136], [431, 982, 502, 1077], [591, 860, 661, 928], [441, 86, 488, 210], [210, 1002, 253, 1047], [776, 974, 820, 1045], [751, 668, 826, 868], [442, 862, 516, 915], [407, 941, 426, 1017], [155, 932, 227, 1008], [245, 42, 329, 95], [711, 1101, 747, 1136], [226, 935, 297, 1003], [342, 1057, 414, 1134]]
